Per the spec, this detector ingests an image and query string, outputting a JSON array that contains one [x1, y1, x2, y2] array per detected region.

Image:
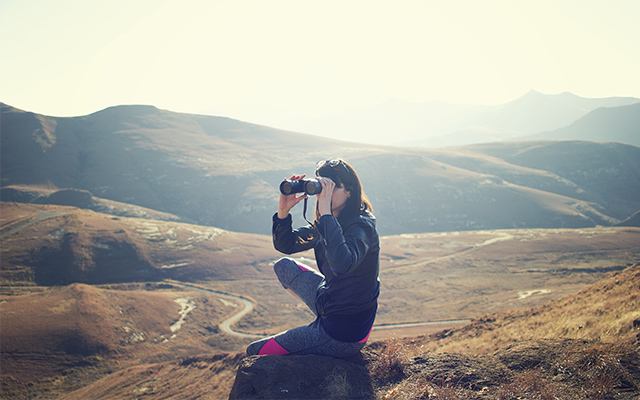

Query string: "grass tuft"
[[368, 338, 412, 385]]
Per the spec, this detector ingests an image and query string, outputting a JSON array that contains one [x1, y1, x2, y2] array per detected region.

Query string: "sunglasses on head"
[[316, 159, 349, 172]]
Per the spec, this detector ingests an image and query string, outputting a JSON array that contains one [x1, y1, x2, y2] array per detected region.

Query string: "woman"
[[246, 159, 380, 358]]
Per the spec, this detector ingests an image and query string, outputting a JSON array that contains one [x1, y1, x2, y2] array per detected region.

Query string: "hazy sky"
[[2, 0, 639, 127]]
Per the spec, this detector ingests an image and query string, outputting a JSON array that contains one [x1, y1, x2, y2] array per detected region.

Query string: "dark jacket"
[[272, 211, 380, 341]]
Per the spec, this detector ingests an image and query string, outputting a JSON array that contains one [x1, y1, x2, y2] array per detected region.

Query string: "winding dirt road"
[[168, 282, 265, 339], [169, 281, 470, 340]]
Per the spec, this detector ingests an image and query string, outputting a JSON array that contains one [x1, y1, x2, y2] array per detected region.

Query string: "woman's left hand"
[[316, 177, 335, 217]]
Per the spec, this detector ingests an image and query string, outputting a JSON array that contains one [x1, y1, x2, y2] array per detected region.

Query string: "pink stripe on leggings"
[[295, 261, 313, 272], [258, 338, 290, 355], [359, 328, 372, 343]]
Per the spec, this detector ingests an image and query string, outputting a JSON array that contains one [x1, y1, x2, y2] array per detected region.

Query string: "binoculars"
[[280, 179, 322, 196]]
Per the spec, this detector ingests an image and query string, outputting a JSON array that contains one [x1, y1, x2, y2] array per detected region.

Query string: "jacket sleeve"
[[316, 215, 372, 275], [272, 213, 317, 254]]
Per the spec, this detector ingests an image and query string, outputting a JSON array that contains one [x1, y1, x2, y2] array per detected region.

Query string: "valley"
[[2, 201, 639, 398], [1, 99, 640, 398]]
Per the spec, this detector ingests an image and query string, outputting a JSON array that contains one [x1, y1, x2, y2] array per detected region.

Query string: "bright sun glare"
[[1, 0, 639, 126]]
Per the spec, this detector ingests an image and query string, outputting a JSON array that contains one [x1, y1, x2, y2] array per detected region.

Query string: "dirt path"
[[0, 211, 69, 239]]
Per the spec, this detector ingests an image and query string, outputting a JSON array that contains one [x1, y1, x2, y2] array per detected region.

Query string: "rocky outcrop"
[[228, 353, 375, 400], [229, 339, 640, 400]]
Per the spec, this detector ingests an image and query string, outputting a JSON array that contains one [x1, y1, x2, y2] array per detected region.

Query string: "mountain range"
[[269, 90, 640, 147], [1, 100, 639, 236]]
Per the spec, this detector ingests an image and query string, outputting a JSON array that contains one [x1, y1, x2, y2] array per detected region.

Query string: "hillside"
[[2, 202, 639, 398], [521, 103, 640, 147], [0, 202, 275, 286], [56, 264, 640, 400], [413, 263, 640, 355], [2, 199, 639, 398], [0, 282, 247, 399], [617, 211, 640, 227], [2, 102, 640, 236], [59, 353, 245, 400], [3, 201, 639, 325], [425, 140, 640, 221]]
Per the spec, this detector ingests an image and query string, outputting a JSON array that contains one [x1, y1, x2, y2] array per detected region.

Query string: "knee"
[[273, 257, 295, 284], [246, 340, 263, 356], [273, 257, 293, 272]]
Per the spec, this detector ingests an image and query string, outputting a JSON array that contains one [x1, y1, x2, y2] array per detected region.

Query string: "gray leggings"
[[246, 258, 368, 358]]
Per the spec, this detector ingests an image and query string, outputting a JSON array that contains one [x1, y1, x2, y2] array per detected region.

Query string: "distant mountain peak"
[[524, 88, 544, 96], [89, 104, 160, 118], [515, 89, 580, 101]]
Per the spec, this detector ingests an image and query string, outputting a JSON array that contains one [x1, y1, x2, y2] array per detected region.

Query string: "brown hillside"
[[413, 263, 640, 355], [1, 283, 175, 357], [1, 202, 276, 286], [1, 203, 160, 285], [0, 282, 243, 399], [60, 265, 640, 400], [3, 202, 639, 337], [59, 353, 244, 400], [6, 259, 637, 399], [1, 185, 182, 221], [0, 284, 174, 395]]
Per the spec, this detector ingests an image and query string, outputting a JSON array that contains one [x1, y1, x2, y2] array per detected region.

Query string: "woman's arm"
[[272, 214, 317, 254], [316, 215, 373, 275], [272, 174, 317, 254]]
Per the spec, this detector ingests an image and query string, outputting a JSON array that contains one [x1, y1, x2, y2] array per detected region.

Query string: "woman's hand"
[[277, 174, 308, 219], [316, 177, 335, 217]]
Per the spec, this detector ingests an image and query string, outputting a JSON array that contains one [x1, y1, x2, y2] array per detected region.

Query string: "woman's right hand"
[[277, 174, 308, 219]]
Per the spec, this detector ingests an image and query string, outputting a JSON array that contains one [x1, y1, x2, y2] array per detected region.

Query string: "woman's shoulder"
[[340, 210, 377, 233]]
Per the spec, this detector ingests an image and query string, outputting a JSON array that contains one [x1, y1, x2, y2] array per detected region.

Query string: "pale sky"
[[2, 0, 639, 128]]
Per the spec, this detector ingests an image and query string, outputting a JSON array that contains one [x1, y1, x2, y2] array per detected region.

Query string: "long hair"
[[314, 159, 373, 224]]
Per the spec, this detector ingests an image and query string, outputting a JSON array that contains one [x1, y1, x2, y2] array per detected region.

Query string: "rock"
[[228, 354, 375, 400]]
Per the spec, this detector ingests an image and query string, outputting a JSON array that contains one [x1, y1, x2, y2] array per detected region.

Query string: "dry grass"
[[382, 375, 466, 400], [553, 339, 639, 400], [323, 367, 352, 400], [490, 340, 638, 400], [372, 335, 640, 400], [370, 261, 640, 399], [371, 264, 640, 399], [411, 263, 640, 357], [492, 368, 565, 400], [368, 337, 412, 385]]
